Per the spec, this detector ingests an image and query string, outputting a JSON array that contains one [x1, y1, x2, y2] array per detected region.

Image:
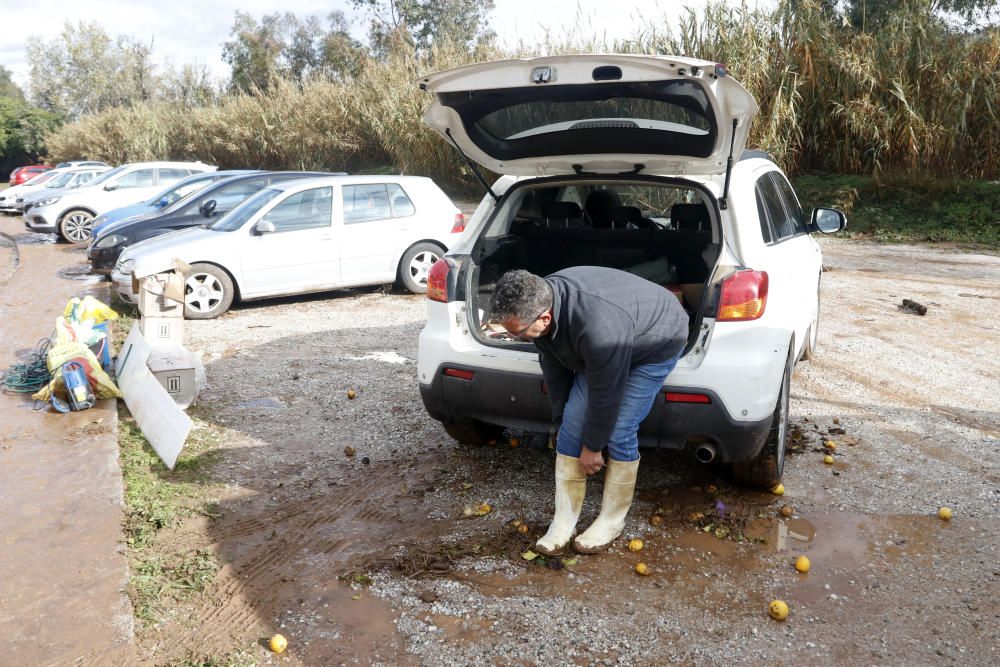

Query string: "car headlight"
[[118, 259, 135, 275], [33, 196, 61, 207], [95, 234, 128, 249]]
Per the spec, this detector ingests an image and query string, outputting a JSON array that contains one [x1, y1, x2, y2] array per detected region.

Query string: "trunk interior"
[[466, 178, 721, 347]]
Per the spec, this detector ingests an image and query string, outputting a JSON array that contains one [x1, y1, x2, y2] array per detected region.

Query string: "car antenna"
[[719, 119, 738, 211], [445, 128, 499, 203]]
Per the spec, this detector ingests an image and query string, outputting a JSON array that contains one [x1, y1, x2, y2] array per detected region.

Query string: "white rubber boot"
[[573, 458, 639, 553], [534, 454, 587, 556]]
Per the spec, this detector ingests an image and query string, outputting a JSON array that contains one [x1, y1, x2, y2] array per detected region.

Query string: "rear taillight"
[[426, 257, 452, 303], [451, 213, 466, 233], [717, 270, 768, 321]]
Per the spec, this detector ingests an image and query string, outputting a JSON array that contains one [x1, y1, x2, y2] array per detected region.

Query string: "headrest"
[[543, 201, 582, 219], [585, 190, 621, 214], [611, 206, 642, 224], [671, 203, 709, 231]]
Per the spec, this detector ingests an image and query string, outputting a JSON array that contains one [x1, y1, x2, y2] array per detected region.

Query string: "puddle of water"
[[56, 265, 100, 282], [274, 580, 405, 664]]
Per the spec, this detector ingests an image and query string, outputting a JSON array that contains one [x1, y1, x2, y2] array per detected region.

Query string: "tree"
[[161, 63, 220, 107], [222, 11, 366, 93], [26, 22, 157, 119], [0, 66, 25, 101], [840, 0, 999, 30], [349, 0, 496, 55]]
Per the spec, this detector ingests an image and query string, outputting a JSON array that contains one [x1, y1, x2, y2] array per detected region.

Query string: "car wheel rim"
[[185, 273, 224, 313], [64, 213, 94, 242], [408, 250, 439, 286]]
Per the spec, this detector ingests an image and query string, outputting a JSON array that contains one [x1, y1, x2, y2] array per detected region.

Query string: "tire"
[[59, 209, 95, 244], [183, 263, 235, 320], [729, 338, 794, 488], [443, 418, 504, 446], [397, 242, 444, 294], [800, 283, 820, 361]]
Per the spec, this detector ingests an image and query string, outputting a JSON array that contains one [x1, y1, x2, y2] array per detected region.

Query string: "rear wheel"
[[730, 338, 793, 488], [59, 209, 95, 244], [398, 242, 444, 294], [443, 418, 504, 446], [184, 263, 235, 320]]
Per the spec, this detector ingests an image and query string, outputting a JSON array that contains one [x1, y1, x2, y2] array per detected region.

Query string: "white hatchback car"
[[25, 160, 216, 243], [415, 55, 846, 487], [112, 175, 465, 319]]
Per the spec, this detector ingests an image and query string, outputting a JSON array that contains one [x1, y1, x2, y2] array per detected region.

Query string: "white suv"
[[415, 55, 846, 487], [25, 160, 216, 243]]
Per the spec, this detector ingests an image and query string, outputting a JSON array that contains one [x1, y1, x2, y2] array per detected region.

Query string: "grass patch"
[[794, 174, 1000, 251], [119, 403, 227, 625], [119, 407, 223, 548], [129, 548, 218, 624]]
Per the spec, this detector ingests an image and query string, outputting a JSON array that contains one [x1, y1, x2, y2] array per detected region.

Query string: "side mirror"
[[254, 220, 276, 235], [104, 183, 119, 191], [811, 207, 847, 234], [199, 199, 217, 217]]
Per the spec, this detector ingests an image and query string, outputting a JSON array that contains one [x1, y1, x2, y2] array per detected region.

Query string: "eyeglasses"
[[508, 309, 549, 338]]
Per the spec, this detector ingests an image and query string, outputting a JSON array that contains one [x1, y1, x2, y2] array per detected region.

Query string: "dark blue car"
[[90, 170, 259, 236], [88, 171, 333, 273]]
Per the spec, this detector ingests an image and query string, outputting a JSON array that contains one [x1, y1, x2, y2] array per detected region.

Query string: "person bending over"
[[491, 267, 689, 554]]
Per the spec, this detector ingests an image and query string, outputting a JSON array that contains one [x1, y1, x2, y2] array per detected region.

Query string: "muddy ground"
[[6, 224, 1000, 665]]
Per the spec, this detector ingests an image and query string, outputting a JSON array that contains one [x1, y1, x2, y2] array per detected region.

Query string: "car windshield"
[[151, 176, 217, 210], [47, 172, 75, 188], [209, 188, 283, 232], [25, 171, 57, 185], [88, 165, 129, 186]]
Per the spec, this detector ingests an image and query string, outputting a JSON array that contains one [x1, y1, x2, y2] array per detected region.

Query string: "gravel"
[[177, 240, 999, 666]]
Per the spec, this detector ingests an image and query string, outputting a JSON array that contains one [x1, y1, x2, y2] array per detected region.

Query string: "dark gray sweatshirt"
[[533, 266, 689, 452]]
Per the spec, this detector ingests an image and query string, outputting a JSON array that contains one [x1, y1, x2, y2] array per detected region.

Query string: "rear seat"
[[510, 224, 714, 282]]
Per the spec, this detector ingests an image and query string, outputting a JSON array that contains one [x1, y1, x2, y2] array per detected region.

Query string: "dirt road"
[[4, 226, 999, 665]]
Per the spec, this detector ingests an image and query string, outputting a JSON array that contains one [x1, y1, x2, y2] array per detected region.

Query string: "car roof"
[[269, 174, 430, 192], [118, 160, 216, 169]]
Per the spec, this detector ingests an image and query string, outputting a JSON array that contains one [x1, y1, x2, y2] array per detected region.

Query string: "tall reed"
[[43, 1, 1000, 188]]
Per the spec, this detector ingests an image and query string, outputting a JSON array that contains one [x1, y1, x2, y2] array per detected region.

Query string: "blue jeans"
[[556, 354, 681, 462]]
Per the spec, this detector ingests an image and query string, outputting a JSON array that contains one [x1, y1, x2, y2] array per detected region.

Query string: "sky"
[[1, 0, 766, 93]]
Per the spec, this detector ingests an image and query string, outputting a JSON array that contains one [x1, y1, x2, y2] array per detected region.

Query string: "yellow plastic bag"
[[32, 341, 122, 402], [63, 296, 118, 325]]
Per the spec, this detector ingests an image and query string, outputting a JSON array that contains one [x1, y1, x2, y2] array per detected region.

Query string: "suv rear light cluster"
[[717, 270, 768, 321], [427, 257, 455, 303], [451, 213, 466, 233]]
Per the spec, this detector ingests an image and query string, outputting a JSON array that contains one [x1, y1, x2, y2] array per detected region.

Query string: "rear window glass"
[[442, 80, 717, 162]]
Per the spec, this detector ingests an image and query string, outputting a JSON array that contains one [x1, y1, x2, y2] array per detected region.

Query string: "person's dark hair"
[[491, 270, 552, 323]]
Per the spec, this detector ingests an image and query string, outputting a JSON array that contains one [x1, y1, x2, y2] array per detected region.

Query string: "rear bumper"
[[418, 364, 772, 463]]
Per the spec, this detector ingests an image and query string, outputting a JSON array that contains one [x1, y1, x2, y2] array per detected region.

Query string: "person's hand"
[[579, 447, 605, 475]]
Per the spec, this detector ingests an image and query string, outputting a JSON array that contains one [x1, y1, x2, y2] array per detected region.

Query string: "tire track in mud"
[[154, 463, 439, 660]]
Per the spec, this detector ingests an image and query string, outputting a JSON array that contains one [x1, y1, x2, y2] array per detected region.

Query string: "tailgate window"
[[439, 80, 717, 162]]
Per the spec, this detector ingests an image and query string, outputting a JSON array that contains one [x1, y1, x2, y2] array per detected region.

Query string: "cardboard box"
[[140, 316, 184, 348], [138, 271, 185, 317], [147, 346, 199, 409]]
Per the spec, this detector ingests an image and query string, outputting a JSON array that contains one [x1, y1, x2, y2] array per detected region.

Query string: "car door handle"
[[318, 234, 332, 240]]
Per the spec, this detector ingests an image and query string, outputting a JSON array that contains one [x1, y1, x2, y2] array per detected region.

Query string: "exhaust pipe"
[[694, 443, 716, 463]]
